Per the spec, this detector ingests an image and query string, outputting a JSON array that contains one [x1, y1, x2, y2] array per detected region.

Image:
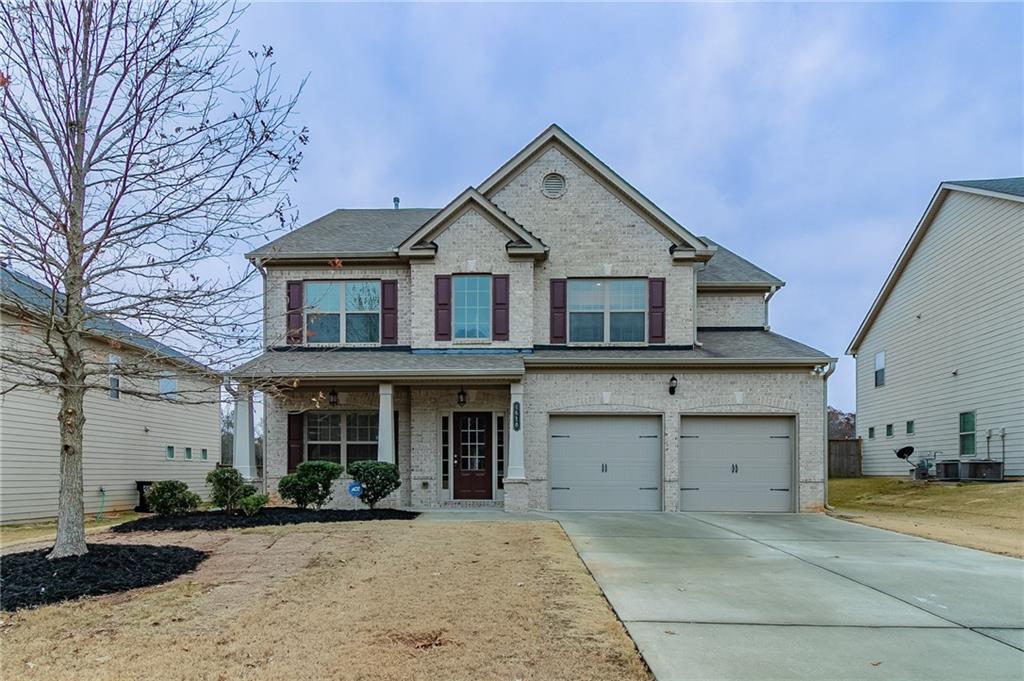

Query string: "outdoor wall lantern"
[[457, 387, 467, 406], [668, 375, 678, 396], [328, 388, 339, 406]]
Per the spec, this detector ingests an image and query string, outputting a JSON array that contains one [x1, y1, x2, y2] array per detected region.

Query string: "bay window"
[[304, 280, 381, 344], [568, 279, 646, 343]]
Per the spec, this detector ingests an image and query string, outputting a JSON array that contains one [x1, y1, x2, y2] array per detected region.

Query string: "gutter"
[[819, 361, 837, 510], [523, 356, 838, 368]]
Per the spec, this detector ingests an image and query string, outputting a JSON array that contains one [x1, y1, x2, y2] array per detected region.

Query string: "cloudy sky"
[[236, 2, 1022, 411]]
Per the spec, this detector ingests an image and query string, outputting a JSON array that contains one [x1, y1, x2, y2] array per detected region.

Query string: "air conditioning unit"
[[958, 460, 1004, 481], [934, 460, 960, 481]]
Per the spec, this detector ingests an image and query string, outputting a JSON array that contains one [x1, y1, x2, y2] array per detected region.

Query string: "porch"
[[230, 352, 527, 511]]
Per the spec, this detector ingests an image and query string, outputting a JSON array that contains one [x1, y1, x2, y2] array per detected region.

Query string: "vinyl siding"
[[855, 191, 1024, 476], [0, 316, 221, 522]]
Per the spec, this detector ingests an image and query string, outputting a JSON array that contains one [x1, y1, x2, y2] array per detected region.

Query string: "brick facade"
[[696, 292, 766, 328]]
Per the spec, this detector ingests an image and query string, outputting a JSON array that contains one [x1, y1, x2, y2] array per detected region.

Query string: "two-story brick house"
[[231, 125, 835, 513]]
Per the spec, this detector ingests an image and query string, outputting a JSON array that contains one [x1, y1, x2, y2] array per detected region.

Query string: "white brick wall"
[[409, 209, 535, 348], [490, 147, 696, 346], [697, 292, 766, 328], [521, 369, 826, 512]]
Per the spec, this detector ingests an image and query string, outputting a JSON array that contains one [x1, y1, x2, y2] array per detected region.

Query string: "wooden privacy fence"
[[828, 439, 862, 478]]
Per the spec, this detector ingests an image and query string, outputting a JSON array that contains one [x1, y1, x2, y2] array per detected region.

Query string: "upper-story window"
[[874, 351, 885, 387], [108, 354, 121, 399], [304, 280, 381, 344], [158, 372, 177, 399], [453, 275, 491, 340], [568, 279, 646, 343]]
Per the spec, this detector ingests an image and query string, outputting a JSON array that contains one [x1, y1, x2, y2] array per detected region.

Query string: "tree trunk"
[[49, 380, 88, 558]]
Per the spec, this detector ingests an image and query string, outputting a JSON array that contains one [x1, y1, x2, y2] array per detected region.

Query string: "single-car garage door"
[[679, 416, 794, 512], [549, 415, 662, 511]]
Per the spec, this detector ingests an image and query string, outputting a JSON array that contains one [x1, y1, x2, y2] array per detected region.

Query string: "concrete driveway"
[[552, 512, 1024, 681]]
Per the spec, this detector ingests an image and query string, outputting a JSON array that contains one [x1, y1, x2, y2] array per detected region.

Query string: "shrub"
[[147, 480, 201, 516], [348, 461, 401, 509], [205, 467, 256, 513], [277, 460, 344, 510], [239, 493, 269, 517]]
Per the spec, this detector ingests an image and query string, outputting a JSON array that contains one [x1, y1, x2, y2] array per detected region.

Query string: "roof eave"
[[523, 356, 836, 368], [696, 281, 786, 291]]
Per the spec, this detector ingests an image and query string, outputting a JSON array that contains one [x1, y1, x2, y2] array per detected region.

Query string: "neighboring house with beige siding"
[[847, 178, 1024, 477], [231, 125, 835, 514], [0, 267, 221, 523]]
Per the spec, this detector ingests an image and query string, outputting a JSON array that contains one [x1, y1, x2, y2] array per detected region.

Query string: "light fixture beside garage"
[[668, 375, 678, 395], [457, 386, 467, 406]]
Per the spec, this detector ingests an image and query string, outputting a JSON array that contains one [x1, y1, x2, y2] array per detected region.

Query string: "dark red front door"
[[453, 412, 492, 499]]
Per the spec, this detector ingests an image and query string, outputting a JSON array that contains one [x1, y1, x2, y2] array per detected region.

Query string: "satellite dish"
[[895, 446, 915, 460]]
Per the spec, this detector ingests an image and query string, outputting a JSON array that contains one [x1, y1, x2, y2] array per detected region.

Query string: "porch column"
[[507, 382, 525, 480], [232, 384, 257, 480], [377, 383, 395, 464]]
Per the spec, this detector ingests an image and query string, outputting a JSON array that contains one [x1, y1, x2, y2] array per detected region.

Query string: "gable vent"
[[542, 172, 566, 198]]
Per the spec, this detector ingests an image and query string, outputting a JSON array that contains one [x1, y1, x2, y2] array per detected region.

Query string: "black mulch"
[[1, 543, 207, 611], [110, 507, 420, 533]]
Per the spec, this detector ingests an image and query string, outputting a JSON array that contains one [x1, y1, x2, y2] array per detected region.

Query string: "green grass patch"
[[829, 477, 1024, 519]]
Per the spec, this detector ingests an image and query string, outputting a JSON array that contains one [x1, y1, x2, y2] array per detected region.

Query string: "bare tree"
[[0, 0, 305, 558]]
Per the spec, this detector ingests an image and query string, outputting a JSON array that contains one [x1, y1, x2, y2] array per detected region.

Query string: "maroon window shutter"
[[285, 281, 303, 345], [381, 280, 398, 345], [287, 413, 304, 473], [550, 279, 567, 344], [492, 275, 510, 341], [435, 275, 452, 341], [648, 278, 666, 344]]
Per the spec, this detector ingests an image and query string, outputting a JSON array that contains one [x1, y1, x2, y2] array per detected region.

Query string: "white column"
[[507, 381, 525, 480], [378, 383, 395, 464], [232, 385, 257, 480]]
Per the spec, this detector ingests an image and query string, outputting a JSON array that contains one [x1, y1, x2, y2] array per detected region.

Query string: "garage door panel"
[[549, 416, 662, 511], [680, 416, 794, 512]]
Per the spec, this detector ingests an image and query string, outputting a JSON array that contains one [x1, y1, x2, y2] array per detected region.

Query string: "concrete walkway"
[[551, 512, 1024, 681]]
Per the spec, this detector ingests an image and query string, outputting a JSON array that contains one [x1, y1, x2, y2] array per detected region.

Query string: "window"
[[304, 411, 380, 466], [201, 448, 208, 461], [304, 280, 381, 344], [158, 372, 177, 399], [453, 275, 491, 340], [959, 411, 976, 457], [874, 351, 886, 387], [906, 420, 915, 435], [441, 416, 450, 490], [166, 445, 175, 460], [108, 354, 121, 399], [345, 413, 379, 465], [868, 427, 875, 439], [496, 415, 506, 489], [885, 424, 893, 438], [185, 447, 193, 460], [568, 279, 646, 343]]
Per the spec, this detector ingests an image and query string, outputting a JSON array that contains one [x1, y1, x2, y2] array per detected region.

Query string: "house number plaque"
[[513, 402, 521, 432]]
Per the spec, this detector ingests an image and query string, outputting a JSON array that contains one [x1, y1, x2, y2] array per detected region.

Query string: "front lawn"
[[829, 477, 1024, 557], [0, 511, 141, 549], [0, 519, 650, 681]]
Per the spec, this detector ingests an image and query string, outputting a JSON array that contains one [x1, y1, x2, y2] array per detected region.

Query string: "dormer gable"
[[397, 188, 547, 259]]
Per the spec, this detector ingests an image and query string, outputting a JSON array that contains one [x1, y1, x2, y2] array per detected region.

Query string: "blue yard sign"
[[347, 481, 363, 498]]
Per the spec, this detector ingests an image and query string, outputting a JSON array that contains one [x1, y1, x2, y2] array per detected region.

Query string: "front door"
[[454, 412, 492, 499]]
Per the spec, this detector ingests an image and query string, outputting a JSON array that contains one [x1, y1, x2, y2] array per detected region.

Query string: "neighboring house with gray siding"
[[847, 178, 1024, 477], [231, 125, 835, 513], [0, 267, 221, 522]]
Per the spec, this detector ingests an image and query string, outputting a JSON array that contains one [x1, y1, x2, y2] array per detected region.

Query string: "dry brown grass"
[[0, 511, 141, 549], [0, 520, 650, 681], [829, 477, 1024, 557]]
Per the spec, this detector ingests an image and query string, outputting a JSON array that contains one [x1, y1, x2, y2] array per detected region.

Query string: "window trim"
[[874, 351, 886, 387], [185, 446, 193, 460], [158, 372, 177, 400], [303, 279, 382, 346], [200, 448, 209, 461], [303, 410, 386, 467], [906, 420, 915, 435], [166, 445, 175, 460], [567, 277, 648, 345], [885, 424, 893, 438], [868, 427, 875, 439], [958, 411, 976, 458], [451, 273, 493, 342]]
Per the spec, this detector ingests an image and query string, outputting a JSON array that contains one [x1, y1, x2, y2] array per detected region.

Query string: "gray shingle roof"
[[245, 210, 781, 287], [945, 177, 1024, 198], [696, 238, 784, 287], [230, 330, 832, 379], [1, 266, 206, 368], [247, 208, 438, 259]]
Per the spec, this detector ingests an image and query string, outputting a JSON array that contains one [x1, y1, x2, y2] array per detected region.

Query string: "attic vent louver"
[[542, 172, 566, 198]]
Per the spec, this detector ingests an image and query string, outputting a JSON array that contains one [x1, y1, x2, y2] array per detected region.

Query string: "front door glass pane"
[[460, 415, 487, 471]]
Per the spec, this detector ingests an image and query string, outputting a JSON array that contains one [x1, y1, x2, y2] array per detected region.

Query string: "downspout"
[[820, 361, 837, 511], [692, 263, 703, 348], [764, 285, 779, 330]]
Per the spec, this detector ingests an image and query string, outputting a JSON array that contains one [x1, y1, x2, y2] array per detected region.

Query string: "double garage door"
[[548, 415, 794, 512]]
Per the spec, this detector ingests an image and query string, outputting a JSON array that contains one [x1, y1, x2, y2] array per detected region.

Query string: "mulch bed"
[[1, 544, 207, 611], [110, 507, 419, 533]]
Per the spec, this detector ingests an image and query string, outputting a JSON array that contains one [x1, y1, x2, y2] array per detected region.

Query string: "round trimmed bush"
[[277, 460, 344, 510], [147, 480, 201, 516], [205, 467, 255, 513], [348, 460, 400, 509]]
